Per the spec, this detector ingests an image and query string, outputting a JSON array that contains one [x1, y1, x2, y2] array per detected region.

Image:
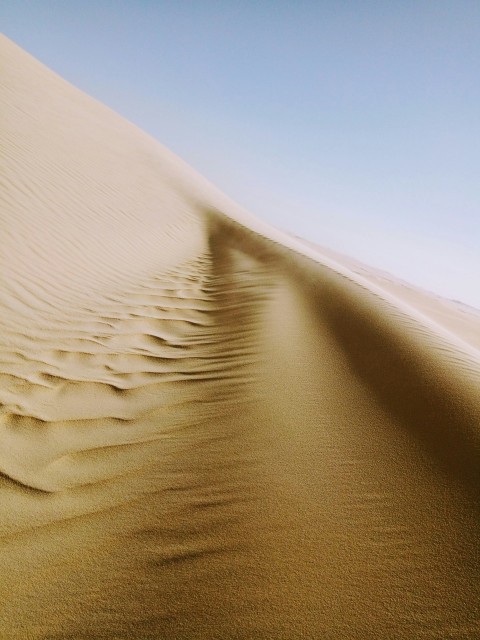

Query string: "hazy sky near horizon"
[[2, 1, 480, 306]]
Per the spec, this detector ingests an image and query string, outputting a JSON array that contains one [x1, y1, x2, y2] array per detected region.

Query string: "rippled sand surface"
[[1, 35, 480, 639]]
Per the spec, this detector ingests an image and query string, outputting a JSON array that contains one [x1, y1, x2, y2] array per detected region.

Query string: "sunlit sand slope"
[[1, 34, 480, 639]]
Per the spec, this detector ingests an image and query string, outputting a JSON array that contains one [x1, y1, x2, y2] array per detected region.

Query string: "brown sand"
[[1, 35, 480, 639]]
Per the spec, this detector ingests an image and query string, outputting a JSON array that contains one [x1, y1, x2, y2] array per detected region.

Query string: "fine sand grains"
[[1, 34, 480, 639]]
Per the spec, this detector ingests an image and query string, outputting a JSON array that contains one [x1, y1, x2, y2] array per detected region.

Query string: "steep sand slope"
[[1, 35, 480, 639]]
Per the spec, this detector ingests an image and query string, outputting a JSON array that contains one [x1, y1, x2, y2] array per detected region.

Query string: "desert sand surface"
[[1, 34, 480, 639]]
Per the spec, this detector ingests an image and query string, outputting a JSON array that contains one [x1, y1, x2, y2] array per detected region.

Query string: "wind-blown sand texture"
[[1, 35, 480, 639]]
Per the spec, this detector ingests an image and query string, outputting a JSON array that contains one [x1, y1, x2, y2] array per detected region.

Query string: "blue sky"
[[2, 1, 480, 306]]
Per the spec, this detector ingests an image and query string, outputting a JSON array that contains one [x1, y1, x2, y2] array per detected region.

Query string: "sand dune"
[[1, 34, 480, 639]]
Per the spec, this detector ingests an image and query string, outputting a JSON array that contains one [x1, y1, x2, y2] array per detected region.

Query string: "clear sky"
[[2, 1, 480, 307]]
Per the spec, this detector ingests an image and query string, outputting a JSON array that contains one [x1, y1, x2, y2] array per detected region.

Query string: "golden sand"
[[1, 35, 480, 639]]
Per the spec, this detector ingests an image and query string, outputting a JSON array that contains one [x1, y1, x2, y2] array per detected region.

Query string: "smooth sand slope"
[[1, 35, 480, 639]]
